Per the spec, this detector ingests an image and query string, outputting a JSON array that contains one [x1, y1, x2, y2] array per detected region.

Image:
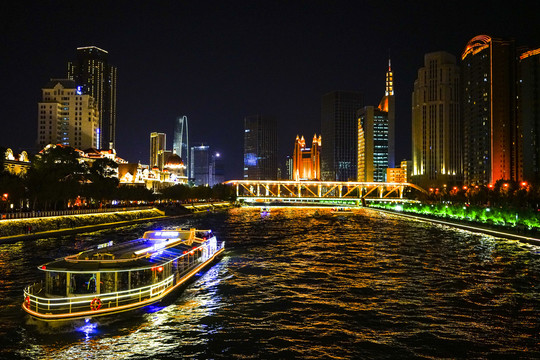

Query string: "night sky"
[[2, 1, 539, 180]]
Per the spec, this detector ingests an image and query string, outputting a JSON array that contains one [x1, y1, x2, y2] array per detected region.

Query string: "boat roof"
[[41, 228, 214, 273]]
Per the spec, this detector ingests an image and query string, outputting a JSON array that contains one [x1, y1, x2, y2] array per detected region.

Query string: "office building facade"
[[68, 46, 117, 150], [209, 152, 225, 186], [357, 106, 390, 182], [173, 115, 189, 175], [150, 132, 166, 170], [37, 79, 99, 149], [411, 51, 461, 187], [243, 115, 278, 180], [461, 35, 518, 184], [191, 145, 210, 186], [519, 48, 540, 182], [321, 91, 363, 181]]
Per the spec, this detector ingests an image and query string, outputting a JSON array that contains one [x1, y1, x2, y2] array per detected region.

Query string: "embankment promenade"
[[371, 206, 540, 246], [0, 202, 232, 243]]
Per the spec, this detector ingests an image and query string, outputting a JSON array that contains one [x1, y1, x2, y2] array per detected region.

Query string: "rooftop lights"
[[134, 238, 180, 255]]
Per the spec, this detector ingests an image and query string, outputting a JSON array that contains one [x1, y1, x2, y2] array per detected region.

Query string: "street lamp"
[[1, 193, 7, 213]]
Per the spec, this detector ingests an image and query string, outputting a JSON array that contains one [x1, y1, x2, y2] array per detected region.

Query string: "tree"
[[25, 146, 87, 210], [0, 172, 25, 211], [161, 184, 191, 201], [83, 158, 119, 205]]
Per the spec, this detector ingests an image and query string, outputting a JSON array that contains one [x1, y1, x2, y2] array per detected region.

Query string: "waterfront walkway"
[[374, 207, 540, 246], [0, 213, 169, 244], [0, 202, 232, 244]]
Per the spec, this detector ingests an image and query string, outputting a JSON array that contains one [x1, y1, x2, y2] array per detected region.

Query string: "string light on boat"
[[144, 231, 180, 239], [97, 241, 113, 249]]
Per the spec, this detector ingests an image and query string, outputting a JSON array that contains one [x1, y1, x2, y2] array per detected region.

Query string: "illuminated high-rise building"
[[461, 35, 518, 184], [243, 115, 278, 180], [150, 132, 166, 170], [209, 152, 224, 186], [37, 79, 99, 149], [284, 156, 294, 180], [357, 60, 394, 182], [411, 51, 461, 187], [357, 107, 389, 182], [173, 115, 189, 176], [191, 144, 210, 186], [68, 46, 117, 150], [293, 134, 321, 181], [321, 91, 363, 181], [519, 48, 540, 182]]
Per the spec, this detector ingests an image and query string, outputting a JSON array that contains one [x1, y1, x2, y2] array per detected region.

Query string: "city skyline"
[[2, 2, 538, 180]]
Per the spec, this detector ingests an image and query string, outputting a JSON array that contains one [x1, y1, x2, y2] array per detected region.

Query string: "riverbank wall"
[[0, 202, 233, 243]]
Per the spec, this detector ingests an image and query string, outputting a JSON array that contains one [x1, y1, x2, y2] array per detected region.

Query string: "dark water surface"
[[0, 207, 539, 359]]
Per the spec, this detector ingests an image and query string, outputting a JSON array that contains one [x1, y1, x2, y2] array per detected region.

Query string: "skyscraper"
[[357, 60, 395, 182], [411, 51, 461, 187], [173, 115, 189, 175], [68, 46, 117, 150], [321, 91, 363, 181], [243, 115, 278, 180], [210, 152, 225, 186], [461, 35, 518, 184], [519, 48, 540, 182], [357, 107, 390, 182], [150, 132, 166, 170], [191, 145, 210, 186], [37, 79, 99, 149]]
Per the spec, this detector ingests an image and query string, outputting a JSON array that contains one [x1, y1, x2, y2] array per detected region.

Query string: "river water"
[[0, 207, 538, 359]]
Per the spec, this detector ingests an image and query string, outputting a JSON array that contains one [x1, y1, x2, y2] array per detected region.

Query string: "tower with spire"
[[378, 57, 395, 168], [357, 57, 396, 181]]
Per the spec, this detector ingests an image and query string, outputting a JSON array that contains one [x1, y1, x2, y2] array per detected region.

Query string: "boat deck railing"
[[23, 239, 225, 318]]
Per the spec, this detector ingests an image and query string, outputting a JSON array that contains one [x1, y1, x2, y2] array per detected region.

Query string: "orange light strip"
[[520, 48, 540, 60], [461, 35, 492, 60]]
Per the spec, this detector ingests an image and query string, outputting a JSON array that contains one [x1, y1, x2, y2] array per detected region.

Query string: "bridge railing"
[[225, 180, 426, 201]]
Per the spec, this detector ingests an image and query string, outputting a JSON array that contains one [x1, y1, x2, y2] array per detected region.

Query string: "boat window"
[[70, 273, 98, 295], [117, 271, 130, 291], [101, 272, 115, 293], [46, 272, 66, 296], [131, 269, 152, 288], [154, 265, 166, 282]]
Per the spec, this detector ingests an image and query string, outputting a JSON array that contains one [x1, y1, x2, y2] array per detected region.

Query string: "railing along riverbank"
[[369, 205, 540, 245], [0, 206, 154, 221]]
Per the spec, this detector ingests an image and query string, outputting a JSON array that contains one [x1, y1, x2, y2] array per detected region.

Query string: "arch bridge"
[[225, 180, 426, 206]]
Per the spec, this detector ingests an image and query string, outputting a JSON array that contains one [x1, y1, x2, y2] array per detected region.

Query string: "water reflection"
[[1, 208, 538, 359]]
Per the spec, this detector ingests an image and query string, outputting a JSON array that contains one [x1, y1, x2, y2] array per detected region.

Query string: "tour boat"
[[260, 206, 271, 214], [22, 228, 225, 321], [331, 207, 354, 215]]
